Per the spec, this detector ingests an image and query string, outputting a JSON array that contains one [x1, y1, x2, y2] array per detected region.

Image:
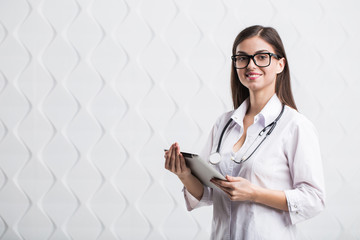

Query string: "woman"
[[164, 25, 325, 239]]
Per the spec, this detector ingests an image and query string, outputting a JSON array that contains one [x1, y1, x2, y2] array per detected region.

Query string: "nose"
[[247, 57, 257, 69]]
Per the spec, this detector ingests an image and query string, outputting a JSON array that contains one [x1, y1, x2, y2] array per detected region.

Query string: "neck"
[[247, 91, 275, 116]]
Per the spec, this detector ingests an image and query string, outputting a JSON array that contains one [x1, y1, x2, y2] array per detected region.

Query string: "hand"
[[211, 175, 257, 202], [164, 142, 191, 180]]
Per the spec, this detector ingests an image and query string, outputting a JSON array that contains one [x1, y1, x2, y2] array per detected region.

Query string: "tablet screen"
[[165, 149, 226, 188]]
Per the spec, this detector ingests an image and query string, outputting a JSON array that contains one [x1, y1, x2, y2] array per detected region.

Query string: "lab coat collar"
[[231, 98, 249, 127], [258, 94, 283, 127], [231, 94, 283, 128]]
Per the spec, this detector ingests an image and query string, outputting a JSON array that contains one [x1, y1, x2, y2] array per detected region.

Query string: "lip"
[[246, 72, 262, 80]]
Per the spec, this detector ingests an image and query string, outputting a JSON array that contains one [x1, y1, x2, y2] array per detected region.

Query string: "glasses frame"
[[231, 52, 281, 69]]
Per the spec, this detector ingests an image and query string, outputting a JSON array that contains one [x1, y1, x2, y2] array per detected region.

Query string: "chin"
[[246, 82, 262, 91]]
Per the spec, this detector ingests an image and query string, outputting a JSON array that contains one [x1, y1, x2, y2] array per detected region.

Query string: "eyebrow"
[[236, 49, 270, 55]]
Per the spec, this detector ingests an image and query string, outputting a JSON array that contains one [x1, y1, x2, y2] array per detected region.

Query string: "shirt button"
[[296, 211, 299, 214], [294, 205, 297, 209]]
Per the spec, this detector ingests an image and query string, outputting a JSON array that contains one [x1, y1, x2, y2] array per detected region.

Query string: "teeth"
[[248, 74, 259, 77]]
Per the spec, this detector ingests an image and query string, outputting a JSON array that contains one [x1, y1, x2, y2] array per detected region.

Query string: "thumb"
[[226, 175, 242, 182]]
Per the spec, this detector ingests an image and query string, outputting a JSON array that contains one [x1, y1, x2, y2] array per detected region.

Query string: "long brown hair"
[[231, 25, 297, 110]]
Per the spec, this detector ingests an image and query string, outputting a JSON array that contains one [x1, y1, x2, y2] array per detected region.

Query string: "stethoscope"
[[209, 104, 285, 165]]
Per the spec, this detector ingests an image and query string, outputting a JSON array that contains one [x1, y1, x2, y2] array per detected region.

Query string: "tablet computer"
[[165, 150, 226, 188]]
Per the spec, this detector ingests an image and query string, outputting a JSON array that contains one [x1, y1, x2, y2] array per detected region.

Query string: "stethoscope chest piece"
[[209, 152, 221, 165]]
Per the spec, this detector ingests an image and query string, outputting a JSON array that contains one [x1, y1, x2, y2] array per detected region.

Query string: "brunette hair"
[[231, 25, 297, 110]]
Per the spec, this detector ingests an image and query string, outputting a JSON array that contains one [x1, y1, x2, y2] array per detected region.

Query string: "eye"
[[257, 54, 269, 60], [237, 55, 249, 62]]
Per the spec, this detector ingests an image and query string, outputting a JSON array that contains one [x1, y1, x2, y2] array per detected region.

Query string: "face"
[[235, 36, 285, 94]]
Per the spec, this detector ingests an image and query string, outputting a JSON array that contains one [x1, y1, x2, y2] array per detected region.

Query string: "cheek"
[[237, 69, 245, 79], [237, 70, 248, 84], [260, 66, 278, 80], [237, 69, 255, 78]]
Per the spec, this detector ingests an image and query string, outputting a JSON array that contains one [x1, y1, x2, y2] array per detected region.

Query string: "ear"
[[276, 57, 286, 74]]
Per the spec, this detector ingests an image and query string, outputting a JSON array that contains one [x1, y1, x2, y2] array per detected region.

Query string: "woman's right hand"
[[164, 142, 192, 180]]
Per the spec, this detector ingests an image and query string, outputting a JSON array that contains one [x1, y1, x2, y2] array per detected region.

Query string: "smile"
[[246, 73, 262, 79]]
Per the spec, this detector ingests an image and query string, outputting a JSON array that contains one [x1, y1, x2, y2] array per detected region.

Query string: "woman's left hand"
[[211, 175, 258, 202]]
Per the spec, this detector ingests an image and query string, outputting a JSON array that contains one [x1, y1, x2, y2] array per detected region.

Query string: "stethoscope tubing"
[[211, 104, 285, 164], [216, 118, 233, 153]]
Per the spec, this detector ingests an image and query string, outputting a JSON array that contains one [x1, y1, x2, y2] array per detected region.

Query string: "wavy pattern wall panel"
[[0, 0, 359, 239]]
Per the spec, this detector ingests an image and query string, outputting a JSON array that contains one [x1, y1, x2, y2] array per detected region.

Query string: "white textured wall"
[[0, 0, 359, 239]]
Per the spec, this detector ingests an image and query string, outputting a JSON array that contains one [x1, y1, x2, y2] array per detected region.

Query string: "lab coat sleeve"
[[183, 186, 213, 211], [284, 116, 326, 225]]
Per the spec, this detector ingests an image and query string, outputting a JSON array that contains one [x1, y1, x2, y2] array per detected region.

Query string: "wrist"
[[178, 172, 192, 181], [251, 184, 262, 203]]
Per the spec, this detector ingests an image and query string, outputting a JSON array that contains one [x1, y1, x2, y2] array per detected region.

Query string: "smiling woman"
[[230, 26, 297, 111], [164, 25, 325, 240]]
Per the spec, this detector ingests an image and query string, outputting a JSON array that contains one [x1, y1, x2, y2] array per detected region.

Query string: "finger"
[[179, 153, 187, 172], [226, 191, 236, 201], [212, 179, 232, 188], [165, 155, 169, 170], [211, 179, 239, 201], [175, 142, 180, 154], [166, 144, 174, 170], [164, 148, 170, 169], [219, 186, 233, 196], [211, 179, 232, 192], [170, 144, 176, 172], [211, 178, 226, 189], [175, 143, 182, 172], [217, 186, 233, 197], [164, 149, 169, 158], [226, 175, 243, 182], [176, 152, 182, 173], [166, 144, 175, 169], [174, 145, 180, 173]]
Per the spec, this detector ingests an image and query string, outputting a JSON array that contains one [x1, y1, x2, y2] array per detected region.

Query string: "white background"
[[0, 0, 359, 239]]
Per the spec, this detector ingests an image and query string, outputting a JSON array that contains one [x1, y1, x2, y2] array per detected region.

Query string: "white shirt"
[[183, 94, 325, 240]]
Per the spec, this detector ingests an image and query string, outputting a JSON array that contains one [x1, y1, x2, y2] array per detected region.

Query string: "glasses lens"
[[234, 55, 250, 69], [254, 53, 270, 67]]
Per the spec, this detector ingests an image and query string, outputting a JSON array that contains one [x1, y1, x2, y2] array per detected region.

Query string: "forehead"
[[236, 36, 275, 54]]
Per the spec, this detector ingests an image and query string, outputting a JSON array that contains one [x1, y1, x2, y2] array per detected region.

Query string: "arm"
[[179, 174, 204, 201], [283, 118, 325, 224], [211, 175, 288, 211], [252, 183, 288, 211], [165, 143, 204, 200], [165, 113, 227, 207]]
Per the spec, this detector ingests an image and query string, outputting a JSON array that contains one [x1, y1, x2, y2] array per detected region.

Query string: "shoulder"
[[283, 106, 318, 137], [209, 110, 235, 136], [214, 110, 234, 127], [282, 107, 322, 166]]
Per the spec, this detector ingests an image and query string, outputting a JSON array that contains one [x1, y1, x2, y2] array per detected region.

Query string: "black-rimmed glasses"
[[231, 52, 281, 69]]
